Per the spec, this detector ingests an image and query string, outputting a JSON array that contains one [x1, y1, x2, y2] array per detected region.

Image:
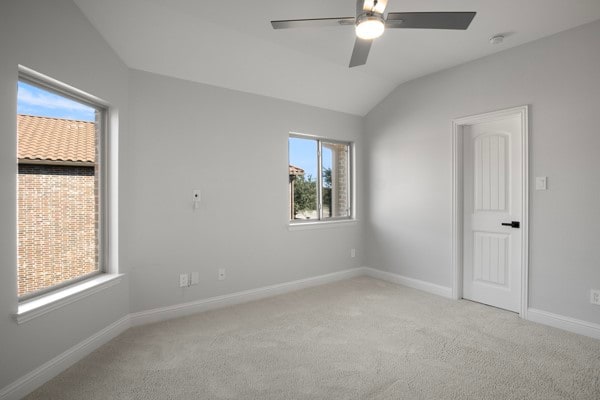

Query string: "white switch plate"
[[350, 248, 356, 258], [535, 176, 547, 190], [179, 273, 189, 287], [218, 268, 226, 281], [591, 289, 600, 305], [191, 272, 199, 285]]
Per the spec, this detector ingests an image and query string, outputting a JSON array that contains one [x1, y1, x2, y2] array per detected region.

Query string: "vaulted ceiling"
[[73, 0, 600, 115]]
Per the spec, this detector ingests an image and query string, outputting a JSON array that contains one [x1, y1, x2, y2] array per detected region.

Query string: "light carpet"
[[25, 277, 600, 399]]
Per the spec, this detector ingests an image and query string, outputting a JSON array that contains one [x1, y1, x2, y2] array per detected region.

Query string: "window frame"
[[17, 69, 110, 302], [288, 132, 354, 224]]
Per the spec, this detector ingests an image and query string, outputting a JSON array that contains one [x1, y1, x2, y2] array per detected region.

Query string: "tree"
[[293, 174, 317, 217]]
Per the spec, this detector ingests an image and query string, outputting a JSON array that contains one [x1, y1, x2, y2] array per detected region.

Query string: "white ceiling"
[[73, 0, 600, 116]]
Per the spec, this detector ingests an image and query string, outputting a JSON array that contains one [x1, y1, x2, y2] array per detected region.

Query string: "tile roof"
[[289, 165, 304, 175], [17, 114, 95, 163]]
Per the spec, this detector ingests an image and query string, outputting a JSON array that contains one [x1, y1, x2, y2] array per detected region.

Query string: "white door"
[[463, 115, 522, 312]]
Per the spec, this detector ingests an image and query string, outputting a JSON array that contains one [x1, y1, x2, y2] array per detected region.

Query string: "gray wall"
[[127, 70, 365, 313], [365, 20, 600, 324], [0, 0, 130, 389]]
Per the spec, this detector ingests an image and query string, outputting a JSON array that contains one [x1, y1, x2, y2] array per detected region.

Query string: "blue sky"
[[289, 137, 331, 179], [17, 81, 95, 122]]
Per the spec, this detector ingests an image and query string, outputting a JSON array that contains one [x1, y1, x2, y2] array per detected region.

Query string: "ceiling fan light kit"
[[355, 13, 385, 40], [271, 0, 476, 68]]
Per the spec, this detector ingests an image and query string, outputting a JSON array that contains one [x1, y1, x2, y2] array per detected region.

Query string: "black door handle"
[[501, 221, 520, 228]]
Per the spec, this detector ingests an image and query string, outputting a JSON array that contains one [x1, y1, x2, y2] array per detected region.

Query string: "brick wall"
[[17, 164, 98, 297], [325, 143, 350, 218]]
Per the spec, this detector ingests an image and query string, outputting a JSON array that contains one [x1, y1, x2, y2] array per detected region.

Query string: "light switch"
[[179, 273, 189, 287], [535, 177, 547, 190]]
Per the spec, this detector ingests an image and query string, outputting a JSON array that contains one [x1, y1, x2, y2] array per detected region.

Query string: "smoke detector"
[[489, 34, 505, 45]]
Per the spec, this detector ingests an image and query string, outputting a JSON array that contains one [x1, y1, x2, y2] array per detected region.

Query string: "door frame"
[[451, 105, 529, 318]]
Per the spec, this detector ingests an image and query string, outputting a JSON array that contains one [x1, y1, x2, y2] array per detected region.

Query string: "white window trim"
[[14, 66, 120, 320], [288, 219, 358, 231], [15, 274, 123, 324], [288, 132, 355, 226]]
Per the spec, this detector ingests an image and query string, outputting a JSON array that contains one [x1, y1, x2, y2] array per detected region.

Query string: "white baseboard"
[[130, 268, 365, 327], [526, 308, 600, 340], [0, 315, 130, 400], [363, 267, 453, 299], [4, 267, 598, 399]]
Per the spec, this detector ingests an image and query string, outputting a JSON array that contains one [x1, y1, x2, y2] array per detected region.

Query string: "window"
[[288, 134, 352, 222], [17, 72, 107, 300]]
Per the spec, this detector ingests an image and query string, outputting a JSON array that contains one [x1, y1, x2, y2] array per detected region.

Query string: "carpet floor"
[[26, 277, 600, 399]]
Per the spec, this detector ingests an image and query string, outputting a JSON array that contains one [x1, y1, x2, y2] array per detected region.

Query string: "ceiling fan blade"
[[357, 0, 368, 14], [349, 38, 372, 68], [358, 0, 388, 14], [385, 12, 476, 30], [372, 0, 388, 14], [271, 17, 355, 29]]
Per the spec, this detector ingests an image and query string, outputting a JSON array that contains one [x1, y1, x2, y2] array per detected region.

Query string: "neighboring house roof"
[[17, 114, 95, 164], [289, 165, 304, 176]]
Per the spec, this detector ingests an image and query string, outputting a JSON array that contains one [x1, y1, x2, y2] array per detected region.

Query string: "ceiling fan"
[[271, 0, 476, 67]]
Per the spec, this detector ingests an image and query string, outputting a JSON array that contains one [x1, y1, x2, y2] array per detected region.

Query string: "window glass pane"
[[322, 142, 350, 218], [17, 80, 100, 298], [288, 137, 317, 220]]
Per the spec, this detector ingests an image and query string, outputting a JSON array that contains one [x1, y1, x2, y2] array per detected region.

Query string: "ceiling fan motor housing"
[[356, 11, 384, 26]]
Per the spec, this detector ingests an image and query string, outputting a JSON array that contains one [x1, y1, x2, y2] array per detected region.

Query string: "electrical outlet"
[[218, 268, 226, 281], [591, 289, 600, 305], [191, 272, 199, 285], [350, 248, 356, 258], [179, 273, 189, 288]]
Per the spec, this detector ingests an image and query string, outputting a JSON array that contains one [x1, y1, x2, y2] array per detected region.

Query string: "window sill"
[[15, 273, 123, 324], [288, 219, 358, 231]]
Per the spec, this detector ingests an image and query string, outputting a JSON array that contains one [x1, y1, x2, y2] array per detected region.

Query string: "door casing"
[[452, 106, 529, 318]]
